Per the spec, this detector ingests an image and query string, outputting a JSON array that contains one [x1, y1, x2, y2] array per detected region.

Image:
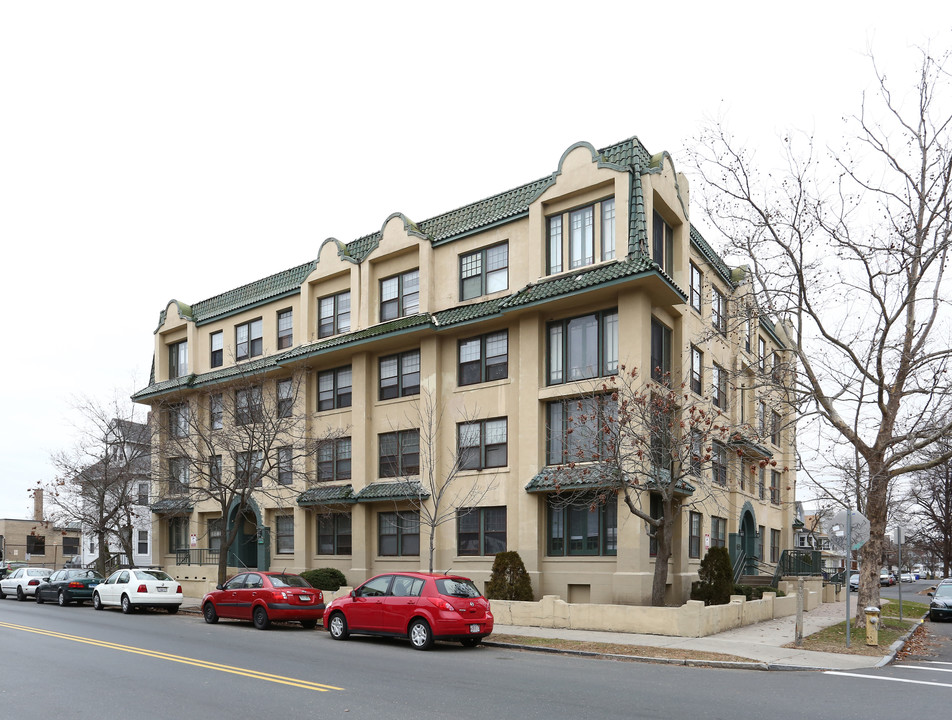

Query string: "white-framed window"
[[236, 319, 263, 361], [275, 514, 294, 554], [460, 242, 508, 300], [318, 291, 351, 338], [380, 270, 419, 321], [169, 340, 188, 378], [458, 418, 508, 470], [277, 309, 293, 349], [547, 309, 618, 385]]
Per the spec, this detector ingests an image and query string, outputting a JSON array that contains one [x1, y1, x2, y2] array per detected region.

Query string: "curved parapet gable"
[[362, 211, 429, 261], [645, 150, 690, 221], [316, 236, 358, 266], [154, 299, 193, 333]]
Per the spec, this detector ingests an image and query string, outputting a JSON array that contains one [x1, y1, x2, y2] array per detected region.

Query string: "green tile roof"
[[150, 498, 194, 514], [355, 480, 430, 502], [690, 225, 735, 287], [297, 484, 357, 506], [526, 465, 621, 493], [167, 136, 658, 326], [526, 466, 695, 496], [729, 435, 774, 460]]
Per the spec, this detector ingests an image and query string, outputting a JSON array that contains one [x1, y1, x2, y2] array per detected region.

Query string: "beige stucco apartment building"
[[133, 136, 795, 605]]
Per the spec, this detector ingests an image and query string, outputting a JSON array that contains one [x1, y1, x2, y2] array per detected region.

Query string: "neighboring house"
[[132, 135, 797, 605], [0, 490, 82, 569], [79, 419, 154, 570], [793, 504, 847, 576]]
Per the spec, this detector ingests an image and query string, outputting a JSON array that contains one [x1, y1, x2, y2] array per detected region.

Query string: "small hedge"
[[486, 551, 534, 601], [733, 584, 786, 600], [301, 568, 347, 591], [690, 546, 734, 606]]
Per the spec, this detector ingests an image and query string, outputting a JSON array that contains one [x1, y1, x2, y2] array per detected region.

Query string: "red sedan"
[[201, 571, 324, 630], [323, 571, 493, 650]]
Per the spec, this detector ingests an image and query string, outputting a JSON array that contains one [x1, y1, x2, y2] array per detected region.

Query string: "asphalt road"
[[1, 595, 951, 719]]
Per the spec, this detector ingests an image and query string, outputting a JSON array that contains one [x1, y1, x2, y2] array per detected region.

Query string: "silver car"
[[92, 568, 183, 614]]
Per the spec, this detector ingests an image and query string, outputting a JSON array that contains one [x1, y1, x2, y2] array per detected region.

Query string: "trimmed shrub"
[[301, 568, 347, 591], [690, 546, 734, 606], [734, 584, 786, 600], [485, 551, 534, 601]]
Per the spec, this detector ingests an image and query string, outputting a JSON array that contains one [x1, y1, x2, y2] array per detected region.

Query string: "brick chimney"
[[33, 488, 43, 522]]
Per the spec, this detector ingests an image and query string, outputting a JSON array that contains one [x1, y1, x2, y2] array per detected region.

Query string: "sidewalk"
[[179, 596, 919, 671]]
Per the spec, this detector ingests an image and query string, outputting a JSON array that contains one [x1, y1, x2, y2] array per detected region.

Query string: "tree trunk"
[[856, 461, 888, 623], [650, 503, 676, 606]]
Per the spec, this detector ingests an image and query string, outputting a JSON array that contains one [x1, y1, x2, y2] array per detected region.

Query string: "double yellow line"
[[0, 620, 344, 692]]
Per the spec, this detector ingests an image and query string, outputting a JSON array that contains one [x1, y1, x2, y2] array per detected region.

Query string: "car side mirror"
[[928, 592, 934, 597], [350, 590, 357, 598]]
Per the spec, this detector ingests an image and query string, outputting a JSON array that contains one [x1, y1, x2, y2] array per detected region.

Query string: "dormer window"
[[652, 210, 674, 274], [546, 197, 615, 275], [380, 270, 419, 321], [169, 341, 188, 379], [319, 291, 350, 338]]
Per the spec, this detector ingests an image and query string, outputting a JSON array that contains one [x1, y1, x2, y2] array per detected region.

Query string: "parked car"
[[35, 568, 105, 606], [880, 571, 895, 586], [849, 574, 859, 591], [324, 571, 493, 650], [900, 572, 915, 583], [201, 571, 324, 630], [0, 567, 51, 600], [92, 568, 182, 614], [0, 561, 28, 580], [928, 583, 952, 622]]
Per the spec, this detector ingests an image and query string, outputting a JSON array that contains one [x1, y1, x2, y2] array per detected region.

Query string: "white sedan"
[[0, 567, 51, 601], [92, 568, 183, 614], [900, 572, 915, 583]]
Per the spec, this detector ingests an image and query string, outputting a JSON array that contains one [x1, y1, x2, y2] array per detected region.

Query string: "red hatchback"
[[201, 571, 325, 630], [323, 572, 493, 650]]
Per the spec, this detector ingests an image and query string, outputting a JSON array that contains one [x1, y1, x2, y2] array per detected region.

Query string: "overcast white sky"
[[0, 2, 947, 518]]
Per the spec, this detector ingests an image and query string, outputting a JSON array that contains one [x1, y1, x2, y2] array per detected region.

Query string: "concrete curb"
[[874, 613, 928, 668]]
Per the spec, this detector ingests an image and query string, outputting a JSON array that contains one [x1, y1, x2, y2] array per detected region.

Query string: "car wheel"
[[460, 637, 480, 648], [35, 590, 45, 604], [92, 593, 103, 610], [300, 619, 317, 629], [121, 594, 133, 614], [166, 605, 179, 614], [0, 589, 6, 599], [409, 619, 434, 650], [16, 587, 25, 601], [202, 602, 219, 624], [252, 606, 270, 630], [328, 612, 349, 640], [58, 590, 70, 607]]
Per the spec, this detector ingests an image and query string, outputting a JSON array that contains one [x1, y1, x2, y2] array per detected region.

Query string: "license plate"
[[156, 586, 167, 592], [299, 594, 311, 602], [469, 624, 480, 633]]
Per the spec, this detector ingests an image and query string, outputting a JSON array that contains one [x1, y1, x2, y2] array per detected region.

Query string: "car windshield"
[[269, 574, 311, 588], [935, 585, 952, 599], [436, 578, 481, 598], [137, 570, 174, 581], [69, 570, 103, 579]]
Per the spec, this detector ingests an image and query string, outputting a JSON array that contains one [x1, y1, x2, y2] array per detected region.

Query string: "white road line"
[[825, 671, 952, 688], [894, 665, 952, 673]]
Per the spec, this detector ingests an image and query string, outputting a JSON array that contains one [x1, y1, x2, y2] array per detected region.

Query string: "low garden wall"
[[487, 578, 839, 638]]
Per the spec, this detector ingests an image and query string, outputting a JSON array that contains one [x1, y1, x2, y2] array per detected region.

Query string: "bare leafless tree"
[[45, 394, 151, 576], [904, 442, 952, 577], [154, 367, 345, 585], [542, 366, 754, 606], [688, 48, 952, 618], [383, 390, 498, 573]]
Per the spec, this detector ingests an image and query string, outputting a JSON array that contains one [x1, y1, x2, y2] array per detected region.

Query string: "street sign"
[[827, 510, 870, 552]]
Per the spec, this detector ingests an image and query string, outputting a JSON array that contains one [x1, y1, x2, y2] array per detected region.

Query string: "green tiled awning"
[[355, 480, 430, 503], [150, 498, 194, 514], [525, 466, 621, 493], [297, 484, 357, 507], [526, 466, 695, 496], [729, 435, 774, 460]]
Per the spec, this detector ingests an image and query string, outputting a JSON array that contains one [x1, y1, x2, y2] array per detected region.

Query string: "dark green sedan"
[[35, 568, 105, 606]]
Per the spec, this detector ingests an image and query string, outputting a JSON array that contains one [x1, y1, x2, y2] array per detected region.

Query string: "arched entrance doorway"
[[738, 501, 759, 575], [226, 499, 268, 570]]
